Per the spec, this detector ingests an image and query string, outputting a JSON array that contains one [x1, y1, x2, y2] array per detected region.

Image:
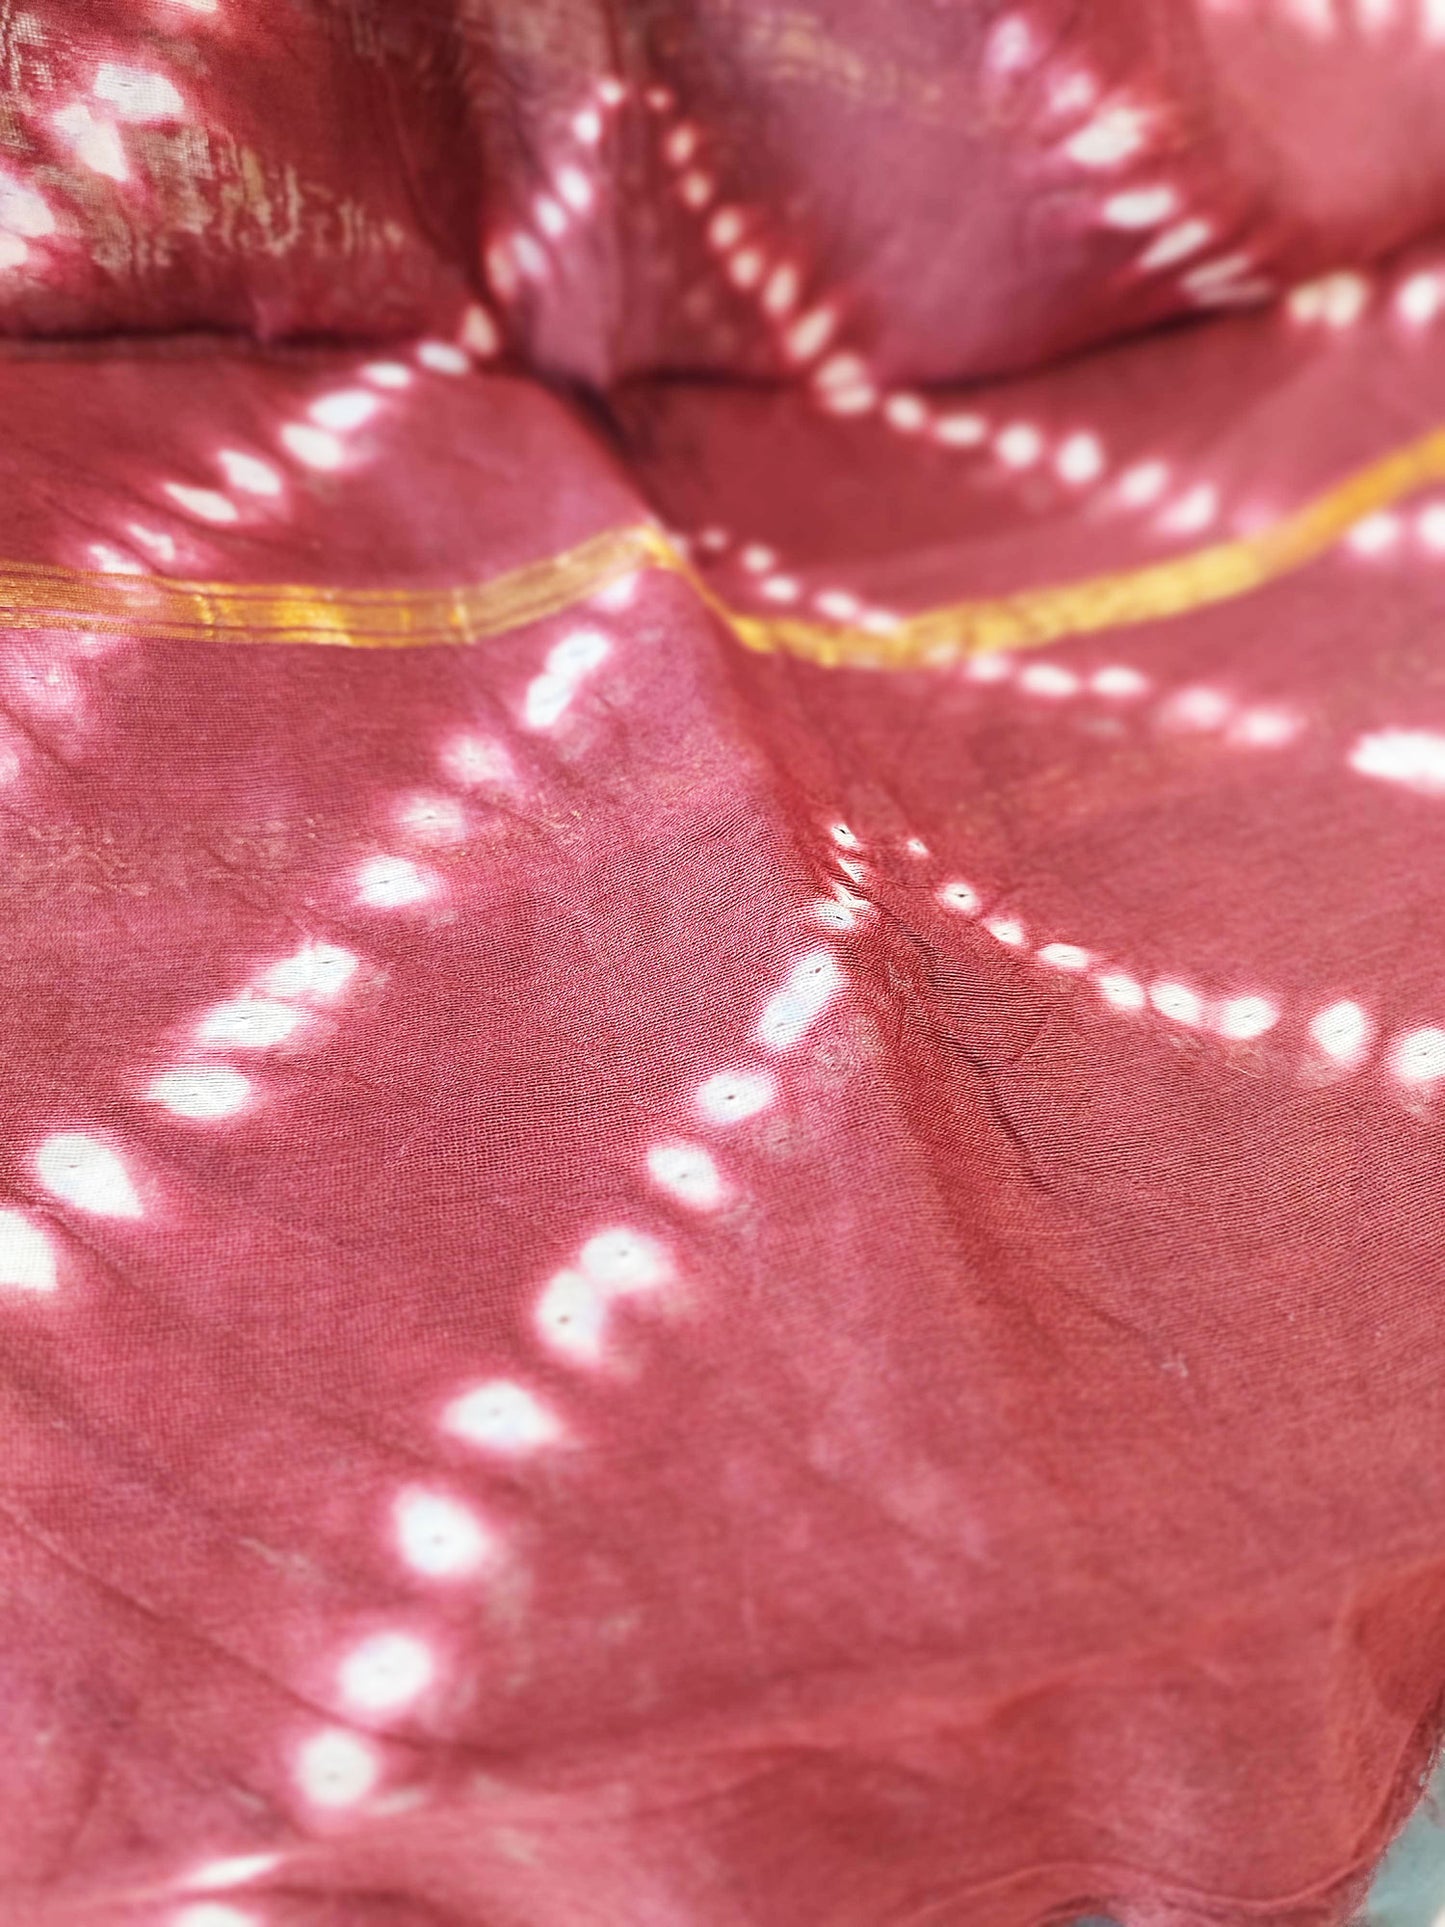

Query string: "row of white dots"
[[936, 876, 1445, 1084]]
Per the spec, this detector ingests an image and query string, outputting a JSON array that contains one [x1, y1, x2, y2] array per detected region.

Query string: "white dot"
[[740, 544, 777, 575], [883, 392, 928, 433], [216, 449, 282, 497], [815, 378, 877, 416], [677, 169, 714, 208], [1397, 271, 1442, 327], [1158, 484, 1218, 535], [727, 246, 765, 289], [1229, 707, 1300, 748], [0, 1209, 57, 1291], [933, 412, 987, 447], [93, 61, 184, 120], [784, 306, 837, 363], [965, 653, 1013, 683], [171, 1904, 255, 1927], [1288, 270, 1369, 328], [556, 167, 594, 215], [1019, 662, 1080, 698], [35, 1133, 141, 1218], [1346, 512, 1401, 557], [1184, 252, 1255, 296], [1349, 728, 1445, 794], [534, 193, 567, 237], [295, 1729, 380, 1808], [165, 484, 238, 526], [53, 102, 128, 181], [362, 361, 413, 390], [646, 1141, 725, 1211], [394, 1488, 491, 1579], [593, 571, 639, 612], [1096, 969, 1146, 1011], [578, 1227, 671, 1292], [539, 624, 608, 678], [523, 673, 574, 729], [759, 574, 800, 603], [1149, 981, 1204, 1026], [762, 263, 800, 316], [1066, 105, 1148, 168], [757, 950, 842, 1051], [1116, 461, 1169, 508], [1056, 432, 1105, 484], [195, 998, 303, 1051], [829, 822, 861, 848], [355, 855, 437, 908], [1216, 994, 1279, 1041], [1419, 502, 1445, 552], [308, 389, 380, 432], [0, 177, 54, 238], [130, 519, 178, 563], [397, 791, 466, 845], [505, 234, 545, 284], [1320, 270, 1371, 327], [416, 341, 469, 375], [442, 1379, 562, 1453], [261, 941, 358, 1003], [1036, 942, 1091, 972], [1049, 68, 1098, 113], [573, 106, 603, 143], [1310, 999, 1372, 1065], [87, 543, 143, 575], [861, 609, 902, 636], [442, 734, 513, 788], [1391, 1027, 1445, 1085], [147, 1066, 252, 1119], [696, 1068, 777, 1123], [1160, 685, 1231, 731], [171, 1904, 256, 1927], [996, 423, 1043, 468], [280, 424, 345, 470], [180, 1854, 281, 1892], [815, 590, 861, 621], [986, 13, 1037, 71], [1138, 218, 1212, 271], [1091, 664, 1150, 698], [535, 1268, 609, 1363], [707, 208, 745, 250], [664, 123, 699, 165], [1101, 185, 1177, 229], [337, 1631, 433, 1716], [938, 880, 980, 915], [983, 916, 1027, 947]]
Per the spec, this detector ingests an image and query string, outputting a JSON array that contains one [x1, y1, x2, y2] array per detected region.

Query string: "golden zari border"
[[3, 425, 1445, 667]]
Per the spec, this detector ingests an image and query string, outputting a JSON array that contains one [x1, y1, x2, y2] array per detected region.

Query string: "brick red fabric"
[[0, 8, 1444, 1927]]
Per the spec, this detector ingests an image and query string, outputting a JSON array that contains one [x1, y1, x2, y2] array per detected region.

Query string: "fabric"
[[5, 6, 1445, 1927], [0, 2, 475, 340]]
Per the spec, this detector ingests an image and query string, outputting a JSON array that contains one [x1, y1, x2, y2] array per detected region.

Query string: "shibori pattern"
[[5, 417, 1445, 663]]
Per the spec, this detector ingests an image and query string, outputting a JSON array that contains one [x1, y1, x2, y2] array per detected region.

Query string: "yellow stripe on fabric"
[[0, 524, 670, 649], [1, 424, 1444, 664]]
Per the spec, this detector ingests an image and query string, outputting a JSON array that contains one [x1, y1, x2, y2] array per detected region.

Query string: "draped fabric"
[[5, 6, 1445, 1927]]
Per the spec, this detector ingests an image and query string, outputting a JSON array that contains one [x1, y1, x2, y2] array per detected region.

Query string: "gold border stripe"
[[0, 524, 670, 648], [714, 424, 1445, 668], [0, 424, 1442, 663]]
